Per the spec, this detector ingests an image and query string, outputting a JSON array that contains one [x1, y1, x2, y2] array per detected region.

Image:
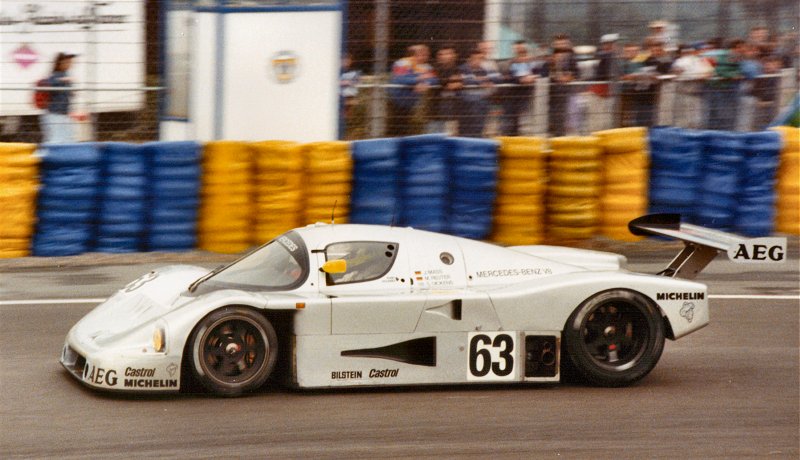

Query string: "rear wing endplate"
[[629, 214, 787, 279]]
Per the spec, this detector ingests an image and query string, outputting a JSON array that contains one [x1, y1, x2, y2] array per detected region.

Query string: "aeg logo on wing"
[[727, 238, 787, 263]]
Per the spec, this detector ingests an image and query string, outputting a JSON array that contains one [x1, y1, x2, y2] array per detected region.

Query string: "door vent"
[[342, 336, 437, 367]]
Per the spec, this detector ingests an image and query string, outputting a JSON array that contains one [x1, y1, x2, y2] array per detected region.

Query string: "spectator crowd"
[[342, 22, 798, 138]]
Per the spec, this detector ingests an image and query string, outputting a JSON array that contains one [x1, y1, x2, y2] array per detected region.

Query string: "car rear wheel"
[[563, 290, 665, 387], [189, 307, 278, 396]]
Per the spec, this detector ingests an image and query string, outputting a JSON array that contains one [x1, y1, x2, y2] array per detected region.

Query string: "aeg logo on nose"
[[727, 238, 787, 263]]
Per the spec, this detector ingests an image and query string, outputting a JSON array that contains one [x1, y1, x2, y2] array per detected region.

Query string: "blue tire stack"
[[95, 142, 149, 253], [735, 131, 782, 236], [447, 137, 499, 239], [349, 138, 401, 225], [648, 127, 705, 221], [33, 143, 102, 256], [696, 131, 745, 231], [398, 134, 450, 232], [145, 141, 202, 251]]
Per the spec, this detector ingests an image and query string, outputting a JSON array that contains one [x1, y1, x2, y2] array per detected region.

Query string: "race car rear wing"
[[629, 214, 787, 279]]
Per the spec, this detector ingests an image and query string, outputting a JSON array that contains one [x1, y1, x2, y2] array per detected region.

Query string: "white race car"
[[60, 214, 786, 396]]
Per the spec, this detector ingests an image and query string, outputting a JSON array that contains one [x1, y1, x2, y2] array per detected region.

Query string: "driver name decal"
[[413, 269, 454, 287]]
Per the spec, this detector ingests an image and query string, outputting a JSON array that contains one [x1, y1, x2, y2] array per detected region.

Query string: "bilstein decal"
[[331, 370, 362, 380]]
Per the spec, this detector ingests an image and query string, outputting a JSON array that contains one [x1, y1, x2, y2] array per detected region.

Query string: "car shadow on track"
[[60, 367, 683, 400]]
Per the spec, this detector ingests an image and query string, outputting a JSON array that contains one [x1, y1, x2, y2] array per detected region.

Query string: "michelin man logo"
[[680, 302, 695, 323]]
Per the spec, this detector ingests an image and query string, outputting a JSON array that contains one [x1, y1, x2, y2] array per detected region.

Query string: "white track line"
[[0, 298, 105, 306], [0, 294, 798, 306], [709, 294, 799, 300]]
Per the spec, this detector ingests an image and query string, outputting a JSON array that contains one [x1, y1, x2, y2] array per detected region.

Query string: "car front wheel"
[[189, 306, 278, 396], [563, 290, 665, 387]]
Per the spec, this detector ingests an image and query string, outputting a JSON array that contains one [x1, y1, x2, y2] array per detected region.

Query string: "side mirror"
[[321, 259, 347, 274]]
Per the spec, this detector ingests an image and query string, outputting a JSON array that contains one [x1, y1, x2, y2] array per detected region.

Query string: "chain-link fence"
[[343, 0, 799, 139], [0, 0, 161, 143], [0, 85, 162, 144], [342, 72, 797, 140], [1, 1, 798, 143]]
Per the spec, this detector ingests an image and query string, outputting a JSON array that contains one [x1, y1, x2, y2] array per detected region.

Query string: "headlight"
[[153, 326, 166, 353]]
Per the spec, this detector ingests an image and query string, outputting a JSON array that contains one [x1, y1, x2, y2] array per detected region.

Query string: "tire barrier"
[[735, 131, 782, 237], [11, 128, 791, 258], [547, 136, 603, 242], [145, 141, 202, 251], [447, 137, 499, 239], [0, 143, 39, 258], [772, 126, 800, 235], [594, 128, 650, 242], [350, 138, 401, 226], [95, 143, 148, 253], [198, 141, 254, 253], [696, 131, 746, 231], [33, 143, 102, 256], [647, 127, 706, 222], [252, 140, 304, 243], [647, 128, 784, 235], [491, 137, 547, 245], [398, 134, 450, 233], [302, 141, 352, 225]]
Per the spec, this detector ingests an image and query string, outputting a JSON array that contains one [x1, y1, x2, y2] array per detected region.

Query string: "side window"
[[325, 241, 399, 285]]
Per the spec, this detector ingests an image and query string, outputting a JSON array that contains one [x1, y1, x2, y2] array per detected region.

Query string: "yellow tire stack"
[[198, 141, 254, 253], [546, 136, 603, 242], [252, 141, 304, 244], [594, 127, 650, 241], [0, 143, 39, 258], [772, 126, 800, 234], [491, 137, 548, 245], [302, 141, 353, 225]]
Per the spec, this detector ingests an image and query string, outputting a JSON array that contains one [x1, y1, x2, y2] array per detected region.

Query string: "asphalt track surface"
[[1, 241, 798, 458]]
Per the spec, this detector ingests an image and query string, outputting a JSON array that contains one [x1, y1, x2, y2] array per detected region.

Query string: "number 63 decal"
[[467, 332, 517, 381]]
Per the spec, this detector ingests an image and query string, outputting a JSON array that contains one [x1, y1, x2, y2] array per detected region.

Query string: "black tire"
[[189, 307, 278, 396], [563, 290, 665, 387]]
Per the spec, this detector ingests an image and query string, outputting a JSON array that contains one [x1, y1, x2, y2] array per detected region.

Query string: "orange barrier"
[[197, 141, 254, 253], [594, 128, 650, 241], [772, 126, 800, 235], [0, 143, 39, 258], [491, 137, 547, 245]]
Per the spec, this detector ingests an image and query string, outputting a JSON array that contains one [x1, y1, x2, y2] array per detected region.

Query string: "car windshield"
[[195, 231, 309, 292]]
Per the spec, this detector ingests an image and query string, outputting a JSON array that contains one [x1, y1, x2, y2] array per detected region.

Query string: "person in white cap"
[[588, 34, 620, 130], [596, 33, 620, 83], [648, 20, 674, 49], [671, 43, 713, 129]]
